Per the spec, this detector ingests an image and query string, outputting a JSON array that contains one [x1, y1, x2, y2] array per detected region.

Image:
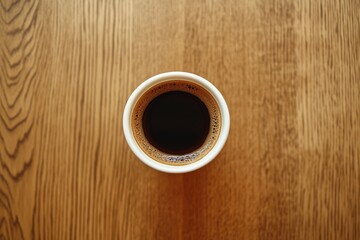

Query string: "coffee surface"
[[132, 80, 221, 165], [142, 91, 210, 155]]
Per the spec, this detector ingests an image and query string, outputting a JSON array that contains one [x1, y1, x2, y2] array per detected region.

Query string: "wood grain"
[[0, 0, 359, 239]]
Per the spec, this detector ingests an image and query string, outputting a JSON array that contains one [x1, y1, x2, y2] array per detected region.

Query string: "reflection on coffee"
[[131, 80, 221, 165]]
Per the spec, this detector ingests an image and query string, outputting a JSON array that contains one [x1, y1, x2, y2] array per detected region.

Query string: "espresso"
[[132, 80, 221, 165], [142, 91, 210, 154]]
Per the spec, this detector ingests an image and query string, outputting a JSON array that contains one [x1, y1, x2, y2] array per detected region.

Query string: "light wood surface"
[[1, 0, 359, 239]]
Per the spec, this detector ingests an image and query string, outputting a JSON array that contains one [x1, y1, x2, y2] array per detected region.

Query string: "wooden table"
[[1, 0, 359, 239]]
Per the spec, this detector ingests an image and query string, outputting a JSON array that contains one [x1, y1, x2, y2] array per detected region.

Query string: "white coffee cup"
[[123, 72, 230, 173]]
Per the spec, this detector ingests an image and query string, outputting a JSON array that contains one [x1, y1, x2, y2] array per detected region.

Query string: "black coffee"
[[132, 80, 221, 165], [142, 91, 210, 154]]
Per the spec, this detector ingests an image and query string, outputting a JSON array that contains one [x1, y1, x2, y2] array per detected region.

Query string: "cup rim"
[[123, 71, 230, 173]]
